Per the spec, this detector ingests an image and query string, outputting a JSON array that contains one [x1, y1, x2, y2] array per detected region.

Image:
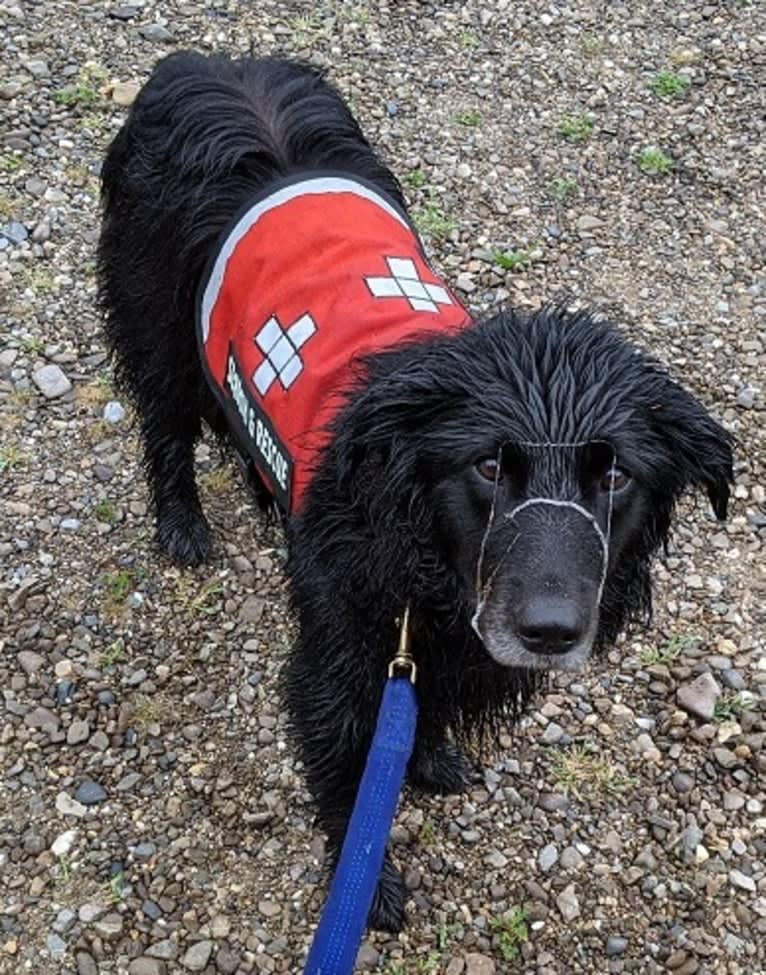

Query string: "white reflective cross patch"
[[365, 257, 454, 313], [252, 313, 317, 396]]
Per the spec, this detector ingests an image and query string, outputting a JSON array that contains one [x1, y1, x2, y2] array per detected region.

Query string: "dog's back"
[[97, 51, 404, 563]]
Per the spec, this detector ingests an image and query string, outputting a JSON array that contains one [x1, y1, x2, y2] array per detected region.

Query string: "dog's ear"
[[649, 378, 733, 520]]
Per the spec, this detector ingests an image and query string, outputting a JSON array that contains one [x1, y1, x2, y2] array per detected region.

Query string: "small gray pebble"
[[75, 780, 107, 805], [538, 843, 558, 872], [103, 400, 126, 423], [721, 669, 746, 691], [47, 933, 67, 959], [140, 23, 175, 42], [52, 907, 77, 933], [672, 772, 695, 794], [76, 952, 98, 975], [606, 936, 629, 956], [33, 364, 72, 399], [142, 899, 162, 921], [1, 220, 28, 244]]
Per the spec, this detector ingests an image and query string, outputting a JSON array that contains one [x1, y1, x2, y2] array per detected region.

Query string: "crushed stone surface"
[[1, 2, 764, 973]]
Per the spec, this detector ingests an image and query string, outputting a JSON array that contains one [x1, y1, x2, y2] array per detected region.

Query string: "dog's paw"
[[367, 855, 406, 932], [409, 740, 479, 795], [157, 505, 211, 566]]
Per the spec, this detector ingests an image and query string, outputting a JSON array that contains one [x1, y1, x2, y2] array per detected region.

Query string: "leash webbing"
[[303, 612, 418, 975]]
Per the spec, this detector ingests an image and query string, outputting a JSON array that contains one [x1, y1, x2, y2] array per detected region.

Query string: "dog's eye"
[[475, 458, 502, 482], [600, 466, 631, 492]]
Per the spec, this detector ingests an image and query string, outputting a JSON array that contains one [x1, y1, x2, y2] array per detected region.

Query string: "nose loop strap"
[[503, 497, 611, 608], [470, 442, 619, 646]]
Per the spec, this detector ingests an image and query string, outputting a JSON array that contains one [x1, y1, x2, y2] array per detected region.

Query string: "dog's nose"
[[517, 598, 583, 655]]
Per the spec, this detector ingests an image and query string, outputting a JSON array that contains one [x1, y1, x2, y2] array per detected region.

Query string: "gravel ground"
[[1, 2, 765, 973]]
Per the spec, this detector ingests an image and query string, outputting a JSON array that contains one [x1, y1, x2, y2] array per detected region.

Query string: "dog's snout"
[[516, 597, 583, 656]]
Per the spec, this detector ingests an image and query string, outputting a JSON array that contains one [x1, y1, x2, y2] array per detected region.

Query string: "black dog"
[[98, 51, 733, 931]]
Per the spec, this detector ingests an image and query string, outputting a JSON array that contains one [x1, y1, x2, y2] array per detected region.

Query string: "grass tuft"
[[557, 113, 594, 143], [640, 633, 700, 667], [492, 248, 535, 271], [131, 693, 169, 730], [412, 202, 457, 241], [0, 442, 26, 473], [638, 147, 673, 175], [490, 907, 529, 961], [405, 169, 427, 191], [652, 70, 691, 99], [418, 818, 438, 849], [453, 109, 481, 127], [98, 639, 126, 668], [549, 176, 577, 203], [551, 742, 637, 797], [94, 499, 117, 523], [55, 84, 100, 108], [713, 692, 755, 723], [100, 567, 144, 615]]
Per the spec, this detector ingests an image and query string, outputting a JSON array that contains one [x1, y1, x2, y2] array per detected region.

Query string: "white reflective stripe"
[[200, 176, 410, 343], [286, 313, 317, 347], [425, 283, 450, 304], [255, 315, 283, 354], [279, 355, 303, 389], [367, 276, 403, 298], [398, 278, 429, 299], [387, 257, 418, 279], [410, 298, 438, 313], [253, 359, 277, 396], [268, 334, 295, 371]]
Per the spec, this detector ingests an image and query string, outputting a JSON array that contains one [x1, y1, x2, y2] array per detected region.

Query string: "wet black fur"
[[98, 50, 734, 932]]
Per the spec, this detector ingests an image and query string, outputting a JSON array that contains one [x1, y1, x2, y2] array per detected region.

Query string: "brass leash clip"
[[388, 604, 417, 684]]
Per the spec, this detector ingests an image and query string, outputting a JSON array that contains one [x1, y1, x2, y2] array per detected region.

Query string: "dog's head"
[[340, 306, 733, 673]]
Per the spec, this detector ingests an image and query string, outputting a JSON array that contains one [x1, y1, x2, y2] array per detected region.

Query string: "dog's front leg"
[[408, 735, 478, 795], [320, 801, 407, 933]]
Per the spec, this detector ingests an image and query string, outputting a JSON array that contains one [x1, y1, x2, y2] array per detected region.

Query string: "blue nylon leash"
[[303, 609, 418, 975]]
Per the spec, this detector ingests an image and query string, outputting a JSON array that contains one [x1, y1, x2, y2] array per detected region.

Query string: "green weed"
[[0, 154, 23, 173], [98, 638, 126, 668], [550, 176, 577, 203], [131, 693, 169, 730], [557, 113, 594, 143], [640, 633, 699, 667], [412, 203, 457, 240], [551, 742, 637, 797], [493, 248, 534, 271], [652, 71, 691, 99], [94, 499, 117, 523], [418, 818, 438, 849], [108, 871, 125, 903], [454, 109, 481, 127], [490, 906, 529, 962], [384, 952, 441, 975], [100, 567, 143, 614], [638, 147, 673, 175], [55, 84, 100, 108], [20, 336, 45, 355], [714, 692, 755, 723], [405, 169, 427, 191], [0, 443, 25, 473], [581, 33, 604, 56]]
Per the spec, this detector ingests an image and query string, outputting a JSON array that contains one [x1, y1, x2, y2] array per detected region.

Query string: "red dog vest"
[[198, 174, 472, 512]]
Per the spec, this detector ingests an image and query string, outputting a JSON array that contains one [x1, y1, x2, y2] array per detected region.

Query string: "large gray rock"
[[676, 672, 721, 721], [33, 364, 72, 399]]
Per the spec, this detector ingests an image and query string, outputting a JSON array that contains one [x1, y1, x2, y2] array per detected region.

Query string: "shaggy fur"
[[98, 50, 733, 931]]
